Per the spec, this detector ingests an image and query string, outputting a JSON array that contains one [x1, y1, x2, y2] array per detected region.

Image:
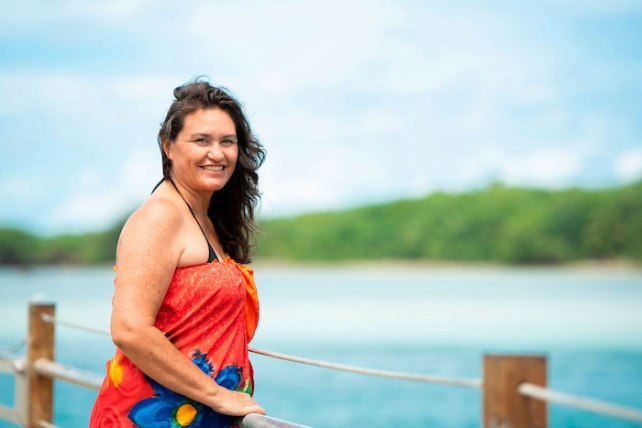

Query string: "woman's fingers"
[[213, 389, 265, 416], [247, 403, 266, 415], [237, 393, 265, 416]]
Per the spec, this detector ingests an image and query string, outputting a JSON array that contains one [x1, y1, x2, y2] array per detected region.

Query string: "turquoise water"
[[1, 265, 642, 427]]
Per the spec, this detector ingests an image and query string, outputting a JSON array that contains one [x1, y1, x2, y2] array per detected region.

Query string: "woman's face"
[[166, 108, 239, 194]]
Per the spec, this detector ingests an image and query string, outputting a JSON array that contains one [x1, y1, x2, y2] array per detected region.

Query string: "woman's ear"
[[161, 137, 173, 161]]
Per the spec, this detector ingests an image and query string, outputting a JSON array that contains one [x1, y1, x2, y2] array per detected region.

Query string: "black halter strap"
[[166, 178, 218, 263]]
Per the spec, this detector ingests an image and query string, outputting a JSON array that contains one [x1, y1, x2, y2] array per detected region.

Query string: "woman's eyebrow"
[[189, 132, 237, 140], [189, 132, 210, 139]]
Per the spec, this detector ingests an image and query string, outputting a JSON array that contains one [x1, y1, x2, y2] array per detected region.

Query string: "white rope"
[[0, 339, 26, 354], [519, 383, 642, 424], [29, 315, 642, 424], [248, 346, 482, 388], [0, 404, 21, 424], [40, 314, 111, 337], [37, 420, 59, 428], [40, 315, 481, 388], [34, 358, 103, 391]]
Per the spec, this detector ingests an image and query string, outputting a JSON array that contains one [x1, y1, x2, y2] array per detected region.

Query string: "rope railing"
[[41, 314, 482, 388], [0, 350, 25, 374], [40, 313, 111, 337], [32, 315, 314, 428], [33, 358, 104, 390], [23, 310, 642, 427], [0, 404, 21, 425], [1, 348, 309, 427], [249, 346, 482, 388], [519, 382, 642, 424]]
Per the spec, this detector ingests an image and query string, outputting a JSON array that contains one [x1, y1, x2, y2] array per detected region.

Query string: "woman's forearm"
[[114, 325, 264, 416], [113, 325, 228, 411]]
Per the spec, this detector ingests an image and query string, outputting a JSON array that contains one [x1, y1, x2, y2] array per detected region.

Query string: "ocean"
[[1, 264, 641, 427]]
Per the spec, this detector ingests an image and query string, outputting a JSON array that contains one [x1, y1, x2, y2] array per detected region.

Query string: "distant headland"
[[1, 181, 641, 266]]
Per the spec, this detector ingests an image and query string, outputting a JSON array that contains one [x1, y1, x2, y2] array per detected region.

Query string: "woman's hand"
[[210, 389, 265, 416]]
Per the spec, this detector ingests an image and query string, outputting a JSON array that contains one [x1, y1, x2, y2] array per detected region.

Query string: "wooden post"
[[483, 354, 547, 428], [27, 303, 55, 428]]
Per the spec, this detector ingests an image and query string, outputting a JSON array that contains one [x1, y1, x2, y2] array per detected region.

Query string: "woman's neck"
[[167, 176, 212, 219]]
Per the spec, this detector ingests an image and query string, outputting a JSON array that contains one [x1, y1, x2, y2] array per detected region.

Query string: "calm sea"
[[1, 265, 641, 427]]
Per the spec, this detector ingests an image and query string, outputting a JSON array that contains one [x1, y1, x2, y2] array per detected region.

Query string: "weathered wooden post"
[[483, 354, 547, 428], [27, 303, 55, 428]]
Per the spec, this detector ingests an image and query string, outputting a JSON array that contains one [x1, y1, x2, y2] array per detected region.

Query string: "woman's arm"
[[110, 198, 264, 416]]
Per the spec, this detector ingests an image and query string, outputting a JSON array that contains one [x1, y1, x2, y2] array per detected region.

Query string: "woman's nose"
[[207, 144, 224, 160]]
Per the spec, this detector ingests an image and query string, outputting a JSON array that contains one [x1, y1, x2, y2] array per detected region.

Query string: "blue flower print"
[[215, 365, 242, 391], [129, 351, 244, 428]]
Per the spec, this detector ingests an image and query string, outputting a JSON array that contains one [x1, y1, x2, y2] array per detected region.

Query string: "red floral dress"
[[89, 257, 260, 428]]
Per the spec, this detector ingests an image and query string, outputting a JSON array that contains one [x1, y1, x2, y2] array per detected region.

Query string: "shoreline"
[[1, 258, 640, 273], [251, 257, 642, 272]]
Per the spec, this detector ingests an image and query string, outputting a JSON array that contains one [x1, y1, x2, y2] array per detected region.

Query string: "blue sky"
[[1, 1, 641, 234]]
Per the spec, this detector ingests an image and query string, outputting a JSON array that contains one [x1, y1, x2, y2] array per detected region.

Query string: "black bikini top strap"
[[151, 178, 165, 193], [167, 178, 218, 263]]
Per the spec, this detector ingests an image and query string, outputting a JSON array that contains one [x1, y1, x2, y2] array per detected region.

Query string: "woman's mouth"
[[201, 165, 224, 171]]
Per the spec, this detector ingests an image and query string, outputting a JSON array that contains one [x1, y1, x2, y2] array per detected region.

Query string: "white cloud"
[[48, 188, 127, 231], [0, 175, 44, 199], [112, 76, 180, 115], [78, 169, 101, 190], [0, 72, 173, 119], [351, 109, 405, 136], [1, 0, 640, 231], [501, 149, 582, 186], [555, 0, 642, 15], [456, 148, 583, 188], [48, 150, 159, 230], [614, 149, 642, 183], [120, 148, 161, 196], [0, 0, 150, 30], [255, 101, 410, 216], [183, 1, 407, 94]]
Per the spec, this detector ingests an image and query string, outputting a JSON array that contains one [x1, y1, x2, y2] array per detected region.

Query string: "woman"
[[90, 80, 266, 427]]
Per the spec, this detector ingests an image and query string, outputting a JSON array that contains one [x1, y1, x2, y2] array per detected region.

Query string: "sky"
[[1, 0, 641, 235]]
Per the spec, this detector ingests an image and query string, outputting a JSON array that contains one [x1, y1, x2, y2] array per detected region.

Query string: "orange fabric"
[[89, 258, 259, 427], [224, 257, 260, 342]]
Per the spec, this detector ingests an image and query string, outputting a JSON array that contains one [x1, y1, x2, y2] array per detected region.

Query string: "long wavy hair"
[[158, 79, 265, 263]]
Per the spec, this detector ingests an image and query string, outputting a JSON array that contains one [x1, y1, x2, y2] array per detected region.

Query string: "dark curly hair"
[[158, 79, 265, 263]]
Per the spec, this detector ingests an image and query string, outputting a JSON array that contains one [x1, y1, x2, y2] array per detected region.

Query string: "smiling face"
[[164, 108, 239, 194]]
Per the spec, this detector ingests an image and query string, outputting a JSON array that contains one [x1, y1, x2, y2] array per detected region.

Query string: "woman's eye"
[[193, 138, 207, 144]]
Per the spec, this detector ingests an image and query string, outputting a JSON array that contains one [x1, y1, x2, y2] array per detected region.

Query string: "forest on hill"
[[257, 181, 642, 263], [1, 181, 641, 265]]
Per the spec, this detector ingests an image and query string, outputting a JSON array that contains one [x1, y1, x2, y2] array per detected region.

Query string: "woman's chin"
[[200, 178, 231, 193]]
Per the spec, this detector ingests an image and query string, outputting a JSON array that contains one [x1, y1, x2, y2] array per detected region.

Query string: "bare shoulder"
[[117, 194, 185, 266], [129, 195, 183, 233], [111, 192, 187, 331]]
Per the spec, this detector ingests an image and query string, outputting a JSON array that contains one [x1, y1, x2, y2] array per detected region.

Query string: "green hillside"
[[256, 181, 642, 264], [1, 182, 641, 265], [0, 221, 123, 265]]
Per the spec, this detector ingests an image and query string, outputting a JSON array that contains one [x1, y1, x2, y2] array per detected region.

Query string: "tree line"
[[256, 181, 642, 264], [0, 222, 123, 265], [1, 181, 640, 265]]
